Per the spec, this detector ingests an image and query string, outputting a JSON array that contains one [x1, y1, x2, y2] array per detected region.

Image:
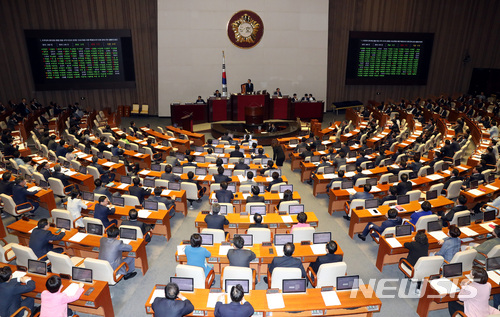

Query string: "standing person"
[[271, 139, 285, 167], [40, 276, 84, 317], [214, 284, 254, 317], [0, 266, 36, 317], [67, 188, 87, 228], [152, 283, 194, 317], [185, 233, 213, 277], [245, 79, 254, 94]]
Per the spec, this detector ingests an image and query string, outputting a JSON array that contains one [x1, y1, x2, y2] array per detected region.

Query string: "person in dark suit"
[[294, 137, 308, 153], [326, 170, 345, 190], [94, 195, 118, 228], [214, 284, 254, 317], [245, 79, 254, 94], [299, 145, 313, 159], [380, 186, 398, 205], [402, 231, 429, 292], [260, 160, 275, 176], [351, 166, 365, 186], [248, 213, 268, 228], [195, 96, 206, 104], [227, 235, 256, 267], [441, 140, 454, 158], [273, 88, 282, 97], [0, 171, 13, 195], [213, 90, 222, 98], [355, 150, 369, 167], [38, 162, 52, 183], [96, 136, 108, 153], [205, 203, 229, 230], [149, 187, 176, 218], [441, 195, 468, 226], [216, 182, 234, 203], [220, 132, 233, 141], [443, 169, 463, 191], [234, 158, 249, 170], [246, 185, 265, 203], [161, 165, 181, 182], [267, 172, 283, 192], [130, 121, 139, 133], [121, 208, 152, 242], [482, 147, 497, 167], [94, 179, 113, 200], [230, 145, 244, 158], [29, 218, 65, 259], [267, 243, 306, 280], [98, 226, 136, 279], [152, 283, 194, 317], [183, 171, 206, 196], [214, 167, 232, 184], [0, 266, 36, 317], [55, 140, 68, 158], [128, 177, 151, 204], [451, 137, 461, 153], [12, 176, 39, 213], [90, 155, 115, 183], [358, 208, 402, 241], [52, 163, 72, 187], [396, 173, 413, 195], [308, 241, 343, 274], [465, 166, 485, 188]]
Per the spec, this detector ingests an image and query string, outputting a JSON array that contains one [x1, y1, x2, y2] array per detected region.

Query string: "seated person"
[[351, 166, 365, 185], [185, 233, 213, 277], [410, 201, 433, 226], [67, 188, 86, 228], [351, 184, 374, 200], [94, 195, 118, 228], [204, 203, 229, 234], [94, 178, 113, 200], [277, 189, 294, 210], [396, 173, 413, 195], [149, 187, 176, 218], [403, 230, 429, 269], [40, 275, 84, 317], [240, 134, 251, 145], [308, 240, 343, 274], [435, 225, 461, 262], [183, 155, 197, 167], [252, 147, 266, 159], [96, 136, 108, 153], [260, 159, 275, 175], [0, 266, 36, 317], [214, 166, 231, 184], [52, 164, 73, 188], [215, 181, 234, 203], [380, 186, 398, 205], [357, 208, 402, 241], [121, 208, 152, 242], [183, 171, 206, 196], [152, 283, 194, 317], [326, 170, 345, 190], [90, 155, 115, 183], [299, 145, 313, 159], [266, 242, 306, 282], [195, 96, 205, 104], [470, 225, 500, 262], [161, 165, 181, 182], [128, 177, 152, 204], [234, 158, 249, 170], [214, 284, 254, 317], [240, 171, 256, 185], [13, 176, 40, 213], [440, 195, 468, 226], [291, 212, 310, 230], [29, 218, 65, 259], [0, 171, 13, 195], [229, 145, 244, 158], [267, 171, 283, 192], [98, 226, 137, 280], [246, 185, 264, 203], [464, 166, 485, 187], [227, 235, 256, 267], [248, 213, 268, 228]]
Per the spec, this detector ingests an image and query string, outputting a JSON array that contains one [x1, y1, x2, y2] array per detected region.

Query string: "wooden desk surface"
[[145, 285, 381, 316], [194, 211, 318, 227]]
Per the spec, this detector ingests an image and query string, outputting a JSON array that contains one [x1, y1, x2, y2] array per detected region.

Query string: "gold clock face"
[[227, 10, 264, 49]]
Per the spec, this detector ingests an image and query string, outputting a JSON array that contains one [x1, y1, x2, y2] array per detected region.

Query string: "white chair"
[[131, 104, 140, 115], [448, 249, 477, 272], [120, 224, 150, 240], [71, 160, 81, 171], [210, 183, 221, 193], [83, 258, 125, 285], [306, 262, 347, 288], [291, 227, 315, 243], [221, 266, 255, 291], [52, 208, 83, 229], [414, 214, 439, 232], [398, 170, 412, 181], [46, 251, 84, 275], [445, 180, 463, 201], [0, 238, 16, 263], [201, 228, 226, 244], [267, 267, 302, 289], [48, 177, 72, 199], [1, 193, 34, 219], [417, 166, 429, 177], [247, 228, 272, 245], [218, 203, 234, 214], [87, 166, 100, 181], [233, 170, 246, 176], [123, 194, 140, 207], [103, 151, 113, 161], [422, 183, 444, 199], [245, 202, 266, 213], [344, 199, 365, 217], [11, 244, 47, 269], [449, 210, 471, 226], [399, 255, 444, 282], [175, 264, 214, 289], [19, 165, 32, 178], [474, 245, 500, 267], [434, 160, 444, 172], [371, 227, 396, 244], [378, 174, 393, 184], [155, 179, 169, 188], [33, 171, 46, 184], [181, 182, 202, 209], [354, 177, 369, 187], [407, 190, 422, 202], [277, 200, 301, 212], [270, 182, 286, 192]]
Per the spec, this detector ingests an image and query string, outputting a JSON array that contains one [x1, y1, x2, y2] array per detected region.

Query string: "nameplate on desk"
[[58, 241, 65, 246], [175, 198, 181, 202], [311, 310, 325, 316], [270, 224, 277, 229], [121, 216, 127, 220], [192, 310, 205, 316], [156, 220, 162, 224], [128, 252, 136, 257], [36, 292, 41, 298], [279, 211, 287, 215], [264, 200, 270, 204], [241, 212, 248, 216], [252, 312, 263, 317], [301, 241, 311, 245], [208, 257, 219, 263], [201, 211, 209, 214], [228, 224, 237, 229], [367, 305, 379, 312], [233, 200, 241, 204], [92, 247, 99, 252], [310, 222, 318, 227], [85, 301, 95, 307]]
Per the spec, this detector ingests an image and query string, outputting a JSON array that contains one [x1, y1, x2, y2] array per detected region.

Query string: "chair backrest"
[[0, 194, 26, 216], [201, 228, 226, 244], [33, 172, 45, 184], [176, 264, 207, 289], [247, 228, 272, 244], [415, 214, 439, 231], [218, 203, 234, 214], [278, 200, 301, 212], [11, 244, 37, 269], [412, 256, 444, 281], [210, 183, 221, 193], [291, 227, 315, 243], [315, 262, 348, 288], [487, 245, 500, 258], [181, 182, 199, 200], [46, 251, 75, 275], [398, 170, 412, 181], [122, 194, 140, 207], [9, 158, 19, 170], [434, 160, 444, 172], [239, 184, 252, 193], [378, 174, 392, 184], [87, 166, 100, 181], [270, 182, 286, 192], [417, 166, 429, 177], [51, 209, 75, 228], [83, 258, 118, 285], [48, 177, 66, 197], [354, 177, 369, 187], [82, 217, 104, 232], [428, 183, 444, 194], [450, 249, 477, 272], [349, 199, 365, 213], [120, 224, 143, 238], [222, 266, 253, 291], [407, 190, 421, 202], [246, 202, 266, 213], [271, 267, 302, 289], [155, 179, 169, 188]]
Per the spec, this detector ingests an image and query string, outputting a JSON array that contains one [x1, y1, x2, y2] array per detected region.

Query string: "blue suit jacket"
[[0, 279, 36, 317], [268, 256, 306, 277], [215, 189, 234, 203], [29, 228, 65, 258], [152, 297, 194, 317], [351, 191, 374, 200], [94, 204, 116, 228], [215, 301, 254, 317]]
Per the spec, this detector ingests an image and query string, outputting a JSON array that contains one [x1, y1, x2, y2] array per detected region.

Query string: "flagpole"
[[222, 51, 227, 97]]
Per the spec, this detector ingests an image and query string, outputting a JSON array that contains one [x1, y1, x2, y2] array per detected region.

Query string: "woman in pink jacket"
[[40, 276, 85, 317]]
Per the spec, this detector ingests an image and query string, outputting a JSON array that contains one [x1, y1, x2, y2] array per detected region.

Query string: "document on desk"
[[65, 171, 78, 176], [480, 223, 496, 232], [281, 215, 293, 223], [485, 184, 499, 191], [346, 188, 357, 195], [367, 209, 381, 216], [361, 170, 373, 175], [27, 186, 41, 192], [322, 174, 336, 179], [487, 271, 500, 285], [177, 245, 186, 256], [267, 293, 285, 309], [134, 153, 143, 157], [242, 193, 251, 199], [192, 152, 202, 156], [430, 278, 460, 295], [161, 189, 172, 196], [370, 186, 381, 193], [207, 293, 223, 308], [138, 210, 152, 218], [278, 193, 284, 199], [139, 170, 150, 176], [467, 189, 484, 196], [149, 289, 165, 304], [310, 244, 327, 255], [345, 172, 356, 178], [219, 245, 232, 256], [343, 133, 352, 137], [459, 227, 478, 237], [12, 271, 27, 282], [456, 166, 467, 171], [385, 238, 402, 248], [102, 162, 114, 167], [266, 177, 273, 182], [69, 232, 88, 243], [426, 174, 444, 181], [276, 248, 285, 257], [429, 231, 448, 241], [63, 283, 80, 297], [321, 290, 341, 306], [117, 183, 129, 189], [237, 175, 246, 182]]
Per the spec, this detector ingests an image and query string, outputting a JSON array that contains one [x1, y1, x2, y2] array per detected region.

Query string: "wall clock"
[[227, 10, 264, 49]]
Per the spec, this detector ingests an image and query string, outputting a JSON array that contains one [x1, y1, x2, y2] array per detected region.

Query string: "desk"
[[210, 190, 300, 214], [461, 178, 500, 208], [7, 219, 149, 275], [31, 156, 96, 191], [170, 103, 209, 125], [138, 127, 191, 153], [145, 285, 381, 316], [166, 126, 206, 146], [194, 211, 318, 236], [292, 101, 324, 122], [0, 263, 114, 317]]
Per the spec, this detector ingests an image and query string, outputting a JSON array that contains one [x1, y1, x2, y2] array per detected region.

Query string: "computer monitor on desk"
[[234, 234, 253, 246], [250, 205, 266, 215], [313, 232, 331, 244], [397, 195, 410, 205], [274, 234, 293, 245], [120, 227, 137, 241], [442, 263, 462, 278], [395, 225, 412, 237], [121, 176, 132, 184], [87, 223, 103, 236], [282, 278, 307, 294], [426, 190, 438, 200], [200, 233, 213, 246], [288, 204, 304, 215], [28, 259, 47, 276], [168, 182, 181, 191], [225, 279, 250, 293], [56, 218, 71, 230], [170, 277, 194, 292], [72, 267, 93, 284], [112, 196, 125, 207], [144, 200, 158, 211], [336, 275, 359, 291], [280, 184, 293, 193]]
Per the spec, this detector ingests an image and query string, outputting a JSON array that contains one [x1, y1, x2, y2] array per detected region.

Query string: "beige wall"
[[158, 0, 329, 116]]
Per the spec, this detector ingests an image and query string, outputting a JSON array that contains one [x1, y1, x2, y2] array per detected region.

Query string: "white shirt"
[[489, 126, 498, 139], [67, 197, 87, 227]]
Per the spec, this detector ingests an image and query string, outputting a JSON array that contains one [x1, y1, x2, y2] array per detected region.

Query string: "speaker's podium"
[[180, 112, 193, 132]]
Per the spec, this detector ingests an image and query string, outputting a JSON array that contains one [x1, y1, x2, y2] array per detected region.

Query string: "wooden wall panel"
[[327, 0, 500, 108], [0, 0, 158, 115]]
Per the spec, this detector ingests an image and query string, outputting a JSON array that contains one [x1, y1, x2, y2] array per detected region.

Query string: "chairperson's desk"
[[349, 196, 454, 238], [6, 219, 149, 275], [0, 263, 114, 317], [175, 241, 342, 277], [194, 211, 318, 235], [375, 219, 500, 272], [145, 286, 381, 317]]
